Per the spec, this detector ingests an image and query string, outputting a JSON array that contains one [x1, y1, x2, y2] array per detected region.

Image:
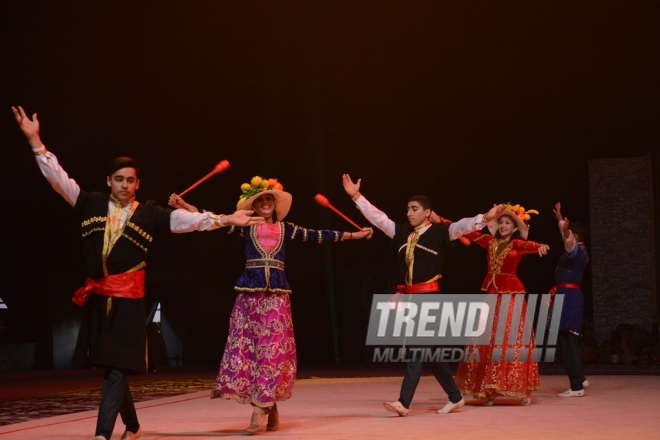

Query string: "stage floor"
[[1, 373, 659, 439]]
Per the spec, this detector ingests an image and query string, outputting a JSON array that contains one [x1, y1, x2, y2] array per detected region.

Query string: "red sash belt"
[[548, 283, 581, 296], [395, 281, 440, 295], [72, 270, 146, 306]]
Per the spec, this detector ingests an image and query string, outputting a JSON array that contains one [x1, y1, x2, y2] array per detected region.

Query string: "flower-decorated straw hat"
[[487, 203, 539, 240], [236, 176, 292, 221]]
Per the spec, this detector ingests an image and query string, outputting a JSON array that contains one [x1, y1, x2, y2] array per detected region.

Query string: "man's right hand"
[[553, 202, 563, 222], [342, 174, 361, 199], [12, 106, 43, 149]]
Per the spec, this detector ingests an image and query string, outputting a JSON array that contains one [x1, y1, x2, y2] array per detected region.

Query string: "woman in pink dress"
[[170, 177, 371, 433], [454, 205, 549, 406]]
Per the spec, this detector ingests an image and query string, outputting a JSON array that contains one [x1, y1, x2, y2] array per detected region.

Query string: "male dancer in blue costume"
[[552, 202, 590, 397]]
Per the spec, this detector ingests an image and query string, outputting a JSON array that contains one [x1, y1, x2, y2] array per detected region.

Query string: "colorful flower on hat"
[[239, 176, 284, 201], [498, 203, 539, 226]]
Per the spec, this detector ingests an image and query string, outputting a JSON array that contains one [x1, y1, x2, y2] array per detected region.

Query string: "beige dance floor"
[[1, 375, 658, 439]]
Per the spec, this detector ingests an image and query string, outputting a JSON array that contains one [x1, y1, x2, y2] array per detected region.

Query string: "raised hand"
[[553, 202, 563, 222], [12, 106, 43, 148], [484, 204, 505, 223], [342, 174, 361, 199], [169, 193, 198, 213]]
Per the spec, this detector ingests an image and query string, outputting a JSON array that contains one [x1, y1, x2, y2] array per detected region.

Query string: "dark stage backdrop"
[[0, 1, 658, 368]]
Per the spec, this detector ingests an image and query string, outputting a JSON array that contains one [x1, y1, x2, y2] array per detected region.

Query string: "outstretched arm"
[[447, 204, 505, 240], [341, 227, 374, 241], [343, 174, 396, 238], [512, 239, 550, 256], [12, 106, 80, 206], [223, 210, 265, 227], [170, 209, 264, 232]]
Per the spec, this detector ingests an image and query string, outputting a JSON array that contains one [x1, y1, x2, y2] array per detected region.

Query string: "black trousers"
[[559, 331, 585, 391], [95, 368, 140, 439], [398, 359, 462, 408]]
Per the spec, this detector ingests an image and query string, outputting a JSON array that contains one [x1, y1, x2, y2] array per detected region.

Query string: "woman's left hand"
[[169, 193, 199, 213], [346, 227, 373, 240], [538, 244, 550, 256], [360, 227, 374, 240]]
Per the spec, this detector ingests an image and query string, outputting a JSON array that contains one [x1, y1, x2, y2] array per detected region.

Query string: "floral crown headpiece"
[[237, 176, 284, 205], [499, 203, 539, 227]]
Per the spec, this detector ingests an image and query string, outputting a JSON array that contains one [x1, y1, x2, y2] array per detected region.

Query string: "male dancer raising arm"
[[343, 174, 503, 416], [13, 106, 263, 440]]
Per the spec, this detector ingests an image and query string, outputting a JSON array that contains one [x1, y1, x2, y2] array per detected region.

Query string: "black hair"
[[408, 195, 433, 212], [107, 156, 140, 179], [570, 221, 589, 242]]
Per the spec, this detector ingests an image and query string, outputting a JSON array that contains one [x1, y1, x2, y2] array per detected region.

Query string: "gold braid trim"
[[486, 238, 514, 291], [481, 287, 526, 294], [82, 216, 106, 227], [245, 259, 285, 270], [414, 243, 438, 255], [459, 385, 538, 400], [127, 261, 146, 272], [82, 227, 106, 238], [404, 223, 429, 286], [249, 223, 285, 290], [122, 234, 149, 253], [234, 287, 292, 294], [125, 221, 154, 242]]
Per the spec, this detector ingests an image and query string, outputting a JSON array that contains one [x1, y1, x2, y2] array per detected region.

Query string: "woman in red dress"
[[454, 205, 549, 406]]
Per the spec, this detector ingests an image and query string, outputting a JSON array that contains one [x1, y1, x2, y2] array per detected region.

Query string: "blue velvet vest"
[[228, 222, 342, 294]]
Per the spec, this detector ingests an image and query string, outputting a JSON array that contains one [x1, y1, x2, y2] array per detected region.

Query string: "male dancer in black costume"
[[343, 174, 503, 416], [13, 105, 263, 440]]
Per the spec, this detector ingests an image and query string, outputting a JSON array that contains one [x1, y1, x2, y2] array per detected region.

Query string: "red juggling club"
[[179, 160, 230, 197]]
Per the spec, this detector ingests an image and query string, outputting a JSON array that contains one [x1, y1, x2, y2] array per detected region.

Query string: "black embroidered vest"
[[74, 191, 172, 279], [392, 223, 451, 285]]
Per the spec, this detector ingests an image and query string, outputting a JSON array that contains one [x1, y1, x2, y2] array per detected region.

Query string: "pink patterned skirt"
[[211, 291, 297, 407]]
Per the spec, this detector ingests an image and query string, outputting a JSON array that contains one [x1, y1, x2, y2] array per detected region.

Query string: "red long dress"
[[454, 231, 544, 399]]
